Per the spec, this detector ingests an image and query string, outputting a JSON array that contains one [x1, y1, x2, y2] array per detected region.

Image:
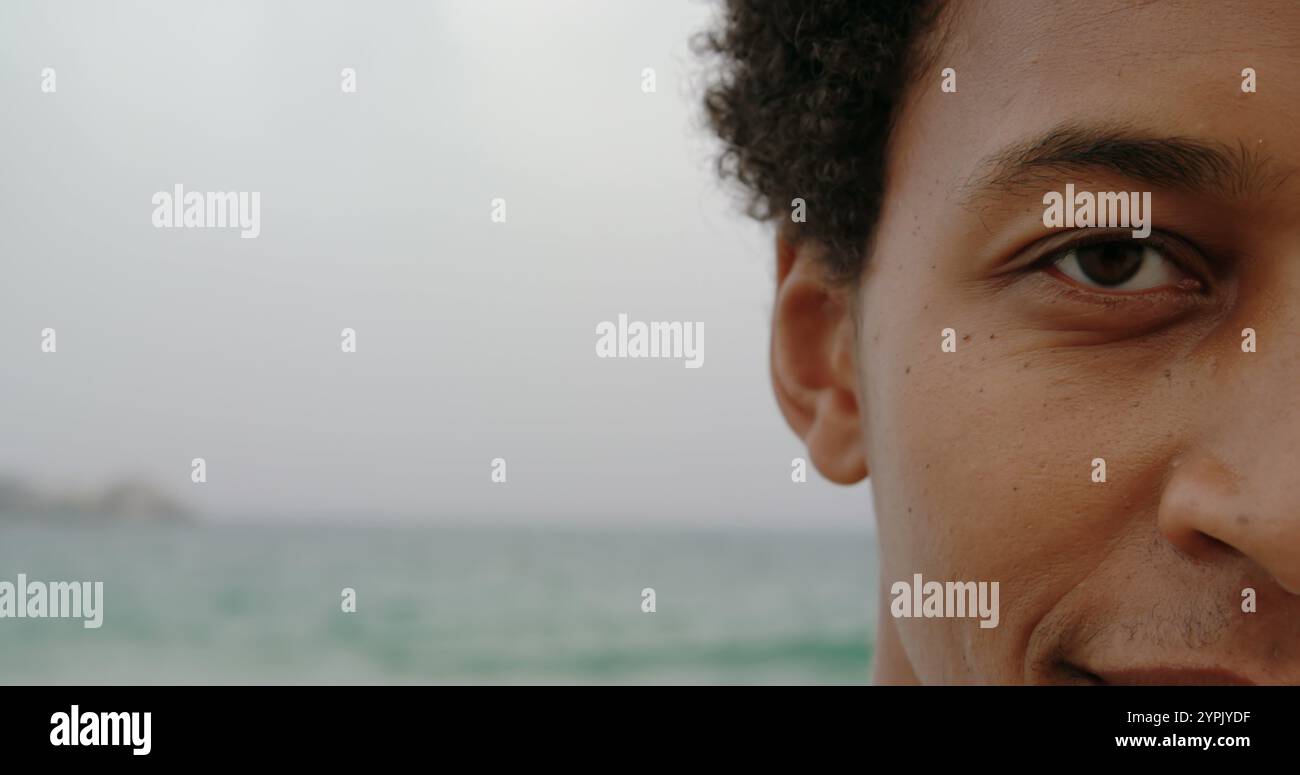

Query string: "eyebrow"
[[961, 123, 1294, 207]]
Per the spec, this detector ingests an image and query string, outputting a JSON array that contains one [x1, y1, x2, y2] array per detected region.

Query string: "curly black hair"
[[698, 0, 950, 283]]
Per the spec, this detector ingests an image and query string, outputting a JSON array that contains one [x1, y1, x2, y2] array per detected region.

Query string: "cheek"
[[859, 279, 1186, 680]]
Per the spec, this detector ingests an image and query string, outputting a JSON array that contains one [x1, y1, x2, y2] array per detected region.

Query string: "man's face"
[[793, 0, 1300, 683]]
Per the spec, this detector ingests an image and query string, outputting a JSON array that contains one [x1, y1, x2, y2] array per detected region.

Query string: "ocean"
[[0, 524, 877, 685]]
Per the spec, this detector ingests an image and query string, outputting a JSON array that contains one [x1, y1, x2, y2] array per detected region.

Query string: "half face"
[[847, 0, 1300, 683]]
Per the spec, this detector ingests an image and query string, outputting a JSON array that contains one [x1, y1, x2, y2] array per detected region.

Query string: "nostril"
[[1173, 529, 1239, 560], [1273, 573, 1300, 596], [1197, 532, 1237, 554]]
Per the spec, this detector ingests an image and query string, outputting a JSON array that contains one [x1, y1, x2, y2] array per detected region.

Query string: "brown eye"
[[1074, 243, 1143, 286], [1052, 242, 1183, 292]]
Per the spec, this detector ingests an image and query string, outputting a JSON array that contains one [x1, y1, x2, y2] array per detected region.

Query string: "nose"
[[1158, 448, 1300, 593], [1156, 301, 1300, 592]]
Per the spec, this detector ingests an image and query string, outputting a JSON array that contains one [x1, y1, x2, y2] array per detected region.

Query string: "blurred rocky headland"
[[0, 473, 191, 523]]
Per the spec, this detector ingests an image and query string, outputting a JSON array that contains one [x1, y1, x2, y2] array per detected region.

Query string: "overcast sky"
[[0, 0, 874, 529]]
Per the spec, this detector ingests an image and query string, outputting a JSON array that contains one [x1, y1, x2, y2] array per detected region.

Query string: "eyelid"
[[1022, 228, 1213, 289]]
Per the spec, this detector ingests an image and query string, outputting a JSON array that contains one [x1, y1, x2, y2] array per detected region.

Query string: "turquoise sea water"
[[0, 524, 877, 684]]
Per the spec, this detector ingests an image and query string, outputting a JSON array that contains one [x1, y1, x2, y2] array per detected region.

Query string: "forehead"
[[896, 0, 1300, 193]]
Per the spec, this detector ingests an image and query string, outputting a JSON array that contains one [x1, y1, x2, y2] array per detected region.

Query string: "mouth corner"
[[1054, 660, 1105, 685], [1075, 664, 1256, 686]]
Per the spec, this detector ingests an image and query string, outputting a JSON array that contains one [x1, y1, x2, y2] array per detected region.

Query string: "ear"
[[771, 235, 868, 484]]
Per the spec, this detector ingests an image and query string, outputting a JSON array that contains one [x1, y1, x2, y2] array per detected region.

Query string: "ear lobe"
[[771, 237, 868, 484]]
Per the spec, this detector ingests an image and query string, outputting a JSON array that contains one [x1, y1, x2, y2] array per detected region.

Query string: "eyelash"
[[1029, 231, 1210, 297]]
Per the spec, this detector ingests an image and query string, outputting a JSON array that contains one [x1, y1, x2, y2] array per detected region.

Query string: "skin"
[[772, 0, 1300, 684]]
